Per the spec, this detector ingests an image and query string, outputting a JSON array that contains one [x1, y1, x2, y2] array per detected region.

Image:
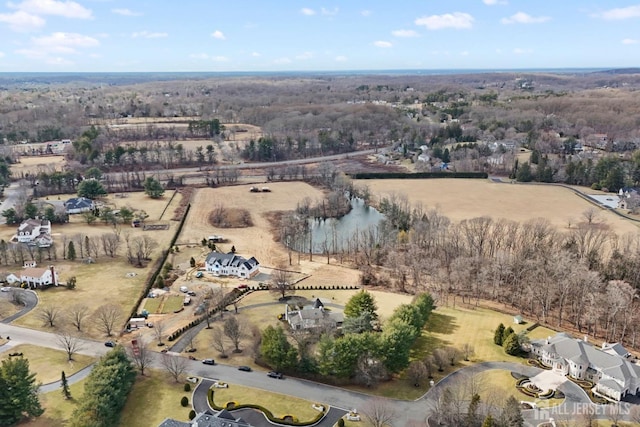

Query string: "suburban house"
[[159, 409, 252, 427], [64, 197, 95, 214], [205, 251, 260, 278], [0, 272, 19, 284], [284, 298, 344, 331], [20, 266, 59, 289], [15, 219, 52, 247], [530, 332, 640, 401]]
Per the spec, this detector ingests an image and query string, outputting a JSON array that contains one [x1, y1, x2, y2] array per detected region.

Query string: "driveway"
[[1, 289, 38, 324]]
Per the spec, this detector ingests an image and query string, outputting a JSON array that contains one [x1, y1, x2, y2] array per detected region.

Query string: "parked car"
[[195, 271, 203, 278], [187, 291, 196, 296], [186, 348, 197, 353], [104, 341, 116, 348], [267, 371, 283, 379], [237, 284, 248, 289], [179, 286, 189, 293], [238, 366, 252, 372], [202, 359, 215, 365], [186, 377, 199, 384], [0, 287, 11, 292]]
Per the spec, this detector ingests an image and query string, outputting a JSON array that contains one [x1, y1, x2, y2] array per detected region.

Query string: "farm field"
[[0, 344, 94, 384], [362, 178, 640, 235], [12, 155, 66, 176]]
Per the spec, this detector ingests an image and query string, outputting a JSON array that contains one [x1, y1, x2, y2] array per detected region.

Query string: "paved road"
[[1, 289, 38, 324], [0, 181, 26, 225]]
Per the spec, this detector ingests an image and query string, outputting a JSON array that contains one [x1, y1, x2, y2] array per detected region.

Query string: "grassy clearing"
[[0, 344, 94, 384], [212, 384, 318, 421], [162, 295, 185, 313], [119, 371, 190, 427], [474, 369, 563, 409], [25, 377, 86, 427], [143, 297, 162, 313]]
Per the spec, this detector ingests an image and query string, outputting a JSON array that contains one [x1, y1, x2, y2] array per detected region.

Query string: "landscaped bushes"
[[347, 172, 488, 179], [207, 389, 325, 427]]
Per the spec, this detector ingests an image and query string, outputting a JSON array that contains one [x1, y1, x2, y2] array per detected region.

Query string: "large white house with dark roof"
[[15, 219, 52, 247], [205, 251, 259, 278], [530, 332, 640, 401]]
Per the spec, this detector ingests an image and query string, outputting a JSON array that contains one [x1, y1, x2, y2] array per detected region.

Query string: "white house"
[[284, 298, 343, 331], [15, 219, 52, 247], [205, 251, 259, 278], [64, 197, 95, 214], [530, 333, 640, 401], [20, 266, 59, 289], [0, 272, 20, 284]]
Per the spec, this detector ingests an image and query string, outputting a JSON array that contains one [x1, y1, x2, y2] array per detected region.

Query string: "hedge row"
[[207, 389, 325, 427], [525, 322, 541, 332], [126, 203, 192, 327], [294, 285, 359, 291], [347, 171, 489, 180]]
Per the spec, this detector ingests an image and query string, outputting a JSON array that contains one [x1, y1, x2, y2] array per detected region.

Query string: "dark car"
[[186, 348, 197, 353], [104, 341, 116, 348], [267, 371, 283, 379], [238, 366, 252, 372], [187, 291, 197, 296], [202, 359, 215, 365]]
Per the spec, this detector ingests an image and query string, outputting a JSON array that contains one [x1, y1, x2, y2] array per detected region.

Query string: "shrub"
[[338, 419, 345, 427], [189, 410, 196, 420], [181, 396, 189, 407], [184, 383, 191, 392]]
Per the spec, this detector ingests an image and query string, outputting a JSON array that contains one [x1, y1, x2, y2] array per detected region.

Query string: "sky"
[[1, 1, 640, 72]]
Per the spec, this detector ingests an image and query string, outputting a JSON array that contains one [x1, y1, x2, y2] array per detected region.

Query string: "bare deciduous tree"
[[127, 338, 153, 375], [68, 304, 90, 332], [223, 316, 243, 353], [100, 232, 121, 257], [461, 343, 475, 362], [38, 304, 61, 327], [153, 320, 166, 346], [93, 303, 123, 336], [56, 330, 84, 361], [211, 325, 227, 358], [161, 354, 187, 382], [406, 360, 428, 387], [270, 265, 294, 300], [361, 398, 396, 427]]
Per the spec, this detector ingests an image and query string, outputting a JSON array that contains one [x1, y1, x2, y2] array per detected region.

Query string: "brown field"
[[12, 155, 66, 176], [0, 344, 94, 384], [363, 178, 640, 235]]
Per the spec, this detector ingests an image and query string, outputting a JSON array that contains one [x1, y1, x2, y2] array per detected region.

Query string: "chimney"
[[50, 265, 56, 287]]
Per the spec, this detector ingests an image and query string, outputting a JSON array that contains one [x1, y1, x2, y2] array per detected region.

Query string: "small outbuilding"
[[513, 315, 524, 324]]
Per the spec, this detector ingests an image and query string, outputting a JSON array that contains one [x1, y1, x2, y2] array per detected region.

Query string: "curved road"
[[1, 289, 38, 324]]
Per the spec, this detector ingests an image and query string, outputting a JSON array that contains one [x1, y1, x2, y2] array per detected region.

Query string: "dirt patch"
[[209, 207, 253, 228]]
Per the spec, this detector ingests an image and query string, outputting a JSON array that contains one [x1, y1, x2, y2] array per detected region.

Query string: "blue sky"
[[1, 0, 640, 72]]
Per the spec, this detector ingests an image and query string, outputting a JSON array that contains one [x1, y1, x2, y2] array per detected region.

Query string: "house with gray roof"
[[284, 298, 344, 331], [64, 197, 95, 214], [159, 410, 252, 427], [14, 219, 52, 247], [530, 332, 640, 401], [205, 251, 259, 278]]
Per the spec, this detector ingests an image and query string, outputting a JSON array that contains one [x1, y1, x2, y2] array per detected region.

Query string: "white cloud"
[[32, 32, 99, 53], [212, 56, 228, 62], [8, 0, 93, 19], [335, 55, 347, 62], [274, 57, 292, 64], [361, 10, 371, 17], [296, 51, 313, 60], [300, 8, 315, 16], [251, 51, 261, 57], [211, 30, 225, 40], [373, 40, 392, 48], [392, 29, 419, 37], [415, 12, 474, 30], [460, 51, 469, 56], [597, 5, 640, 20], [0, 51, 4, 58], [189, 53, 209, 60], [622, 38, 640, 45], [513, 47, 532, 54], [0, 10, 45, 32], [483, 0, 507, 5], [112, 8, 142, 17], [502, 12, 550, 24], [132, 31, 168, 39], [321, 7, 338, 16]]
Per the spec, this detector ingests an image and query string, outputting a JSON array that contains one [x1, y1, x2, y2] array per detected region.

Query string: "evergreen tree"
[[189, 257, 196, 267], [482, 415, 495, 427], [143, 177, 165, 199], [503, 333, 521, 356], [344, 290, 379, 321], [0, 357, 44, 426], [501, 396, 524, 427], [67, 241, 77, 261], [466, 393, 480, 427], [61, 370, 71, 400], [516, 161, 533, 182], [260, 325, 298, 371], [77, 179, 107, 199], [494, 323, 505, 346], [502, 326, 515, 344]]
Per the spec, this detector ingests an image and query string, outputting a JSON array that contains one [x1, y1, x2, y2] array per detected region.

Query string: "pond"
[[309, 198, 384, 254]]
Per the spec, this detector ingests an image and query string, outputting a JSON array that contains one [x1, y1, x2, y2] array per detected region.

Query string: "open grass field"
[[0, 344, 94, 384], [162, 295, 185, 313], [12, 155, 66, 176], [119, 371, 191, 427], [24, 377, 87, 427], [179, 183, 325, 268], [212, 383, 318, 421], [362, 179, 640, 235], [473, 369, 564, 409]]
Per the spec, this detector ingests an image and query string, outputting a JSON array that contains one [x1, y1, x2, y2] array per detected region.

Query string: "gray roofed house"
[[64, 197, 95, 214], [159, 410, 253, 427], [284, 298, 344, 331], [530, 332, 640, 401], [205, 251, 259, 279], [602, 342, 631, 359]]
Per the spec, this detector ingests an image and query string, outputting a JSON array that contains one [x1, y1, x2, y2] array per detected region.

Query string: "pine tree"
[[67, 241, 77, 261], [189, 257, 196, 267], [502, 326, 514, 344], [61, 370, 71, 400], [466, 393, 480, 427], [482, 415, 495, 427], [504, 333, 521, 356], [494, 323, 505, 346], [0, 357, 44, 425], [501, 396, 524, 427]]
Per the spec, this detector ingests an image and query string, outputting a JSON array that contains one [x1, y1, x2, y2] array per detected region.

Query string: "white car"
[[0, 287, 11, 292], [186, 377, 199, 384]]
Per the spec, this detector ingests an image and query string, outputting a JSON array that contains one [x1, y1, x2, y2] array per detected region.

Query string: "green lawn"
[[0, 344, 95, 385], [119, 370, 191, 427], [25, 378, 87, 427], [143, 297, 162, 313], [162, 295, 185, 313], [213, 384, 319, 421]]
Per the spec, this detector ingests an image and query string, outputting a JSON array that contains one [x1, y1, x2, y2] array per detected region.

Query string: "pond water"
[[309, 198, 384, 254]]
